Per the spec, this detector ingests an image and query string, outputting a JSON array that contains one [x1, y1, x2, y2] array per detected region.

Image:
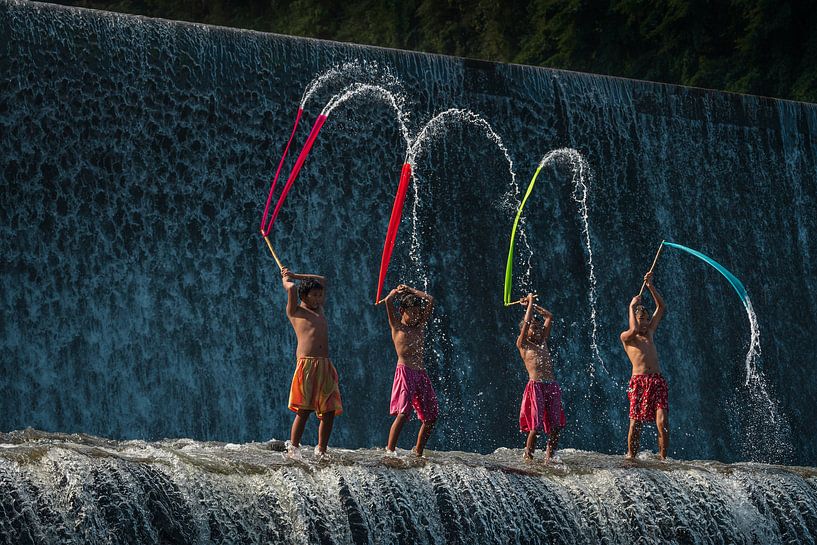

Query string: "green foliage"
[[53, 0, 817, 102]]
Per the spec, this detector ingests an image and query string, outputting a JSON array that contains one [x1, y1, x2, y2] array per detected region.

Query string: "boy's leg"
[[387, 413, 408, 451], [291, 409, 311, 447], [656, 408, 669, 460], [317, 411, 335, 453], [414, 419, 436, 456], [524, 431, 538, 458], [626, 419, 643, 458], [544, 430, 560, 462]]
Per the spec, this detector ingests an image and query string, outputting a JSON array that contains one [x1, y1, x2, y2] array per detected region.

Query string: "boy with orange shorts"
[[281, 267, 342, 459]]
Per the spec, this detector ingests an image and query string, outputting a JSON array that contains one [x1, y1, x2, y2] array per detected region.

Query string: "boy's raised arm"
[[534, 303, 554, 339], [288, 272, 327, 288], [644, 272, 665, 331], [621, 295, 640, 342], [410, 286, 435, 324], [383, 287, 401, 328], [516, 293, 535, 348], [281, 267, 299, 317]]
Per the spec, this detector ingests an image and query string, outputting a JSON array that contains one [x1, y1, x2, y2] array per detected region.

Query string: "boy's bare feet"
[[523, 447, 534, 461], [285, 440, 302, 460]]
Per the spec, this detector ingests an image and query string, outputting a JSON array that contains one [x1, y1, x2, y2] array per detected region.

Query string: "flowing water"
[[1, 0, 816, 471], [1, 430, 816, 545]]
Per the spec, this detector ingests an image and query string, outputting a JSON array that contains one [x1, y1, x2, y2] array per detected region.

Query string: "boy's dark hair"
[[298, 278, 324, 300], [398, 292, 425, 310], [519, 317, 542, 330]]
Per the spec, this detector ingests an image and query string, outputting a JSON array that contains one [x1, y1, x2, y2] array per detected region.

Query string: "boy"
[[382, 284, 438, 457], [517, 293, 565, 463], [620, 271, 668, 460], [281, 266, 343, 459]]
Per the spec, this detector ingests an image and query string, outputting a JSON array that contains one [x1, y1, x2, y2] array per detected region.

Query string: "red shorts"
[[390, 365, 439, 422], [628, 373, 668, 421]]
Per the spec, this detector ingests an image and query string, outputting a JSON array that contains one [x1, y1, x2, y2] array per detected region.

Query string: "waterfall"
[[1, 0, 816, 467], [1, 432, 816, 545]]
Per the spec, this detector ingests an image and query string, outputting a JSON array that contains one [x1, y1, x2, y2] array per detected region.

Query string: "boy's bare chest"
[[394, 326, 423, 345], [293, 312, 327, 334]]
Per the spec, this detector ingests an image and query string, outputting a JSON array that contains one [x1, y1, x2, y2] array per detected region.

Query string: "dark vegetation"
[[52, 0, 817, 102]]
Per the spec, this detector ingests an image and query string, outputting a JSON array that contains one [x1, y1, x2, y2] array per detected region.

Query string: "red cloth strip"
[[376, 162, 412, 302], [266, 114, 329, 232], [260, 108, 303, 236]]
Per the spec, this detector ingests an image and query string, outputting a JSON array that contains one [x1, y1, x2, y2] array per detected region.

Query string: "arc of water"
[[263, 83, 412, 234], [260, 65, 347, 236], [374, 108, 519, 301], [503, 149, 606, 375], [261, 64, 405, 236], [661, 241, 759, 384]]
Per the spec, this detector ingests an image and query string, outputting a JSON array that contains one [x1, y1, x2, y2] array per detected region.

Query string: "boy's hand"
[[281, 267, 295, 286], [631, 295, 642, 306], [644, 271, 654, 286]]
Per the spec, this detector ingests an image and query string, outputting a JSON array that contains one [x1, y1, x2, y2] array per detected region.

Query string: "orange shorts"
[[288, 357, 343, 419]]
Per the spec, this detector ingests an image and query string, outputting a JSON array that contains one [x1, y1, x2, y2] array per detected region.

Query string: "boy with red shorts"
[[381, 284, 438, 457], [516, 293, 565, 463], [620, 271, 668, 459], [281, 267, 343, 459]]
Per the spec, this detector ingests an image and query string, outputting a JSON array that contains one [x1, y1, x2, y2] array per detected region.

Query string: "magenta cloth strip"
[[266, 114, 329, 231], [375, 162, 412, 302], [260, 108, 304, 236]]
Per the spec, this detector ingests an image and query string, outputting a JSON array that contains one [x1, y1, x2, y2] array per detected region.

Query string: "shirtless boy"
[[281, 267, 343, 458], [517, 293, 565, 463], [620, 271, 668, 460], [382, 284, 438, 457]]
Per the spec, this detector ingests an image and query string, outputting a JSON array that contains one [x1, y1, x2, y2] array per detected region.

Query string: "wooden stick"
[[639, 240, 665, 296], [505, 294, 539, 307], [263, 235, 284, 270]]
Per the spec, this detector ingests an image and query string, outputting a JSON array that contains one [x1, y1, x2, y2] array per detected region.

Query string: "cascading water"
[[2, 1, 817, 541], [1, 0, 815, 491], [516, 149, 606, 378], [1, 431, 816, 545]]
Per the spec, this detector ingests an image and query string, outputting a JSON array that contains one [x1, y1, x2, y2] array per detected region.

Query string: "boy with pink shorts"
[[516, 293, 565, 463], [380, 284, 438, 456]]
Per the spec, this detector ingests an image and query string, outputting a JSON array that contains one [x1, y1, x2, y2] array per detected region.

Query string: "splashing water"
[[396, 108, 521, 445], [743, 299, 762, 385], [405, 108, 521, 289], [528, 148, 606, 376], [299, 60, 401, 110], [739, 298, 793, 460], [320, 83, 413, 148]]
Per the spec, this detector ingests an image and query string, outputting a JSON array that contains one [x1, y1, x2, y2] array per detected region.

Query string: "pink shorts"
[[519, 380, 565, 434], [390, 364, 439, 422]]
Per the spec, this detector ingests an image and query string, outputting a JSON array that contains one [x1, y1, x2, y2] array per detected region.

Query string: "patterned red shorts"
[[628, 373, 668, 422]]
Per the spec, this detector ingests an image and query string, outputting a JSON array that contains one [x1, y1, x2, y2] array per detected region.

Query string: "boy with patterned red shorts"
[[620, 271, 669, 460]]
